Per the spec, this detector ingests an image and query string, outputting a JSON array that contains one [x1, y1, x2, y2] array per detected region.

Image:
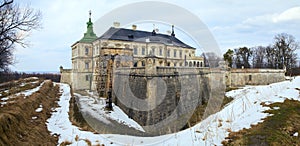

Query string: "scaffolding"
[[96, 53, 113, 98]]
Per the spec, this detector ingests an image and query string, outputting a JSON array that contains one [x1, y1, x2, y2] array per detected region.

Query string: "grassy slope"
[[0, 79, 60, 145], [223, 98, 300, 146], [186, 96, 234, 128]]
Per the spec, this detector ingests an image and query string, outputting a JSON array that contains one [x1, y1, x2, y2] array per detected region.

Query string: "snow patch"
[[35, 104, 43, 112], [1, 97, 9, 101], [75, 93, 145, 132], [17, 81, 45, 98]]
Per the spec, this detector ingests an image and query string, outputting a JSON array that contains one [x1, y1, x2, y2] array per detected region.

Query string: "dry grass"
[[223, 99, 300, 146], [0, 79, 60, 145], [84, 139, 92, 146], [60, 140, 72, 146], [0, 77, 42, 98], [186, 96, 234, 128]]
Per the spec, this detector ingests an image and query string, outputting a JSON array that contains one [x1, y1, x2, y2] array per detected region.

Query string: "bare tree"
[[0, 0, 41, 71], [252, 46, 266, 68], [273, 33, 298, 69], [265, 45, 276, 68]]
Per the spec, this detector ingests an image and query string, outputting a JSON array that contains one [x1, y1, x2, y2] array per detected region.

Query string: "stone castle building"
[[60, 13, 286, 134], [60, 12, 204, 91], [60, 12, 286, 93]]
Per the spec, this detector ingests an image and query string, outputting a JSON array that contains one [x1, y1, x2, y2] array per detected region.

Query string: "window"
[[85, 62, 89, 69], [86, 75, 89, 81], [151, 47, 155, 55], [174, 50, 177, 57], [142, 47, 145, 55], [85, 47, 89, 55], [159, 47, 163, 56], [249, 75, 252, 81], [141, 61, 145, 66], [133, 47, 138, 55], [167, 50, 170, 57], [179, 51, 182, 58], [133, 61, 138, 67]]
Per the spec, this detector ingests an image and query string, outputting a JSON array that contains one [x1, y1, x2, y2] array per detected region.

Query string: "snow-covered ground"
[[74, 93, 145, 132], [47, 77, 300, 146]]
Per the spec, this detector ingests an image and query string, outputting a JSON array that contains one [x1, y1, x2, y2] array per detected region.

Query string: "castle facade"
[[60, 13, 204, 91]]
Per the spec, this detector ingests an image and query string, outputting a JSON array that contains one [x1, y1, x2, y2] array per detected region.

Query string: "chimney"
[[113, 22, 120, 28], [132, 24, 137, 30]]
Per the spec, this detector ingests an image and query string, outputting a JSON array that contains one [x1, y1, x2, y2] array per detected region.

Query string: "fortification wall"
[[60, 69, 72, 84], [229, 69, 285, 87], [112, 67, 225, 135]]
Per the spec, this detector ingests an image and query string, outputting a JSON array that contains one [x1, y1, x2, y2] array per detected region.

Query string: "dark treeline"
[[0, 71, 60, 83], [223, 33, 299, 70]]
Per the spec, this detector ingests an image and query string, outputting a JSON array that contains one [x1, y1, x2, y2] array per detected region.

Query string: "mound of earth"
[[0, 79, 60, 145]]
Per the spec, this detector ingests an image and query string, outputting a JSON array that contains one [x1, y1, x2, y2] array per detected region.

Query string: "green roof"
[[79, 12, 97, 43]]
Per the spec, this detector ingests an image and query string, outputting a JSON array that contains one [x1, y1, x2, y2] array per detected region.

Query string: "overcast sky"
[[11, 0, 300, 72]]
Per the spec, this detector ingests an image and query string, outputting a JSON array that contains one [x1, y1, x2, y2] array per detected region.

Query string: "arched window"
[[133, 61, 137, 67], [189, 62, 192, 67], [197, 62, 200, 67]]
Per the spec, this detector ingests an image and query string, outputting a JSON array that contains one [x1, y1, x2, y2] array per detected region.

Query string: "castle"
[[60, 12, 204, 92], [60, 13, 287, 134], [60, 12, 287, 93]]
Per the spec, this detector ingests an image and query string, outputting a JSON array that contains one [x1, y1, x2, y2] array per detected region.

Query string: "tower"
[[70, 11, 98, 90]]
